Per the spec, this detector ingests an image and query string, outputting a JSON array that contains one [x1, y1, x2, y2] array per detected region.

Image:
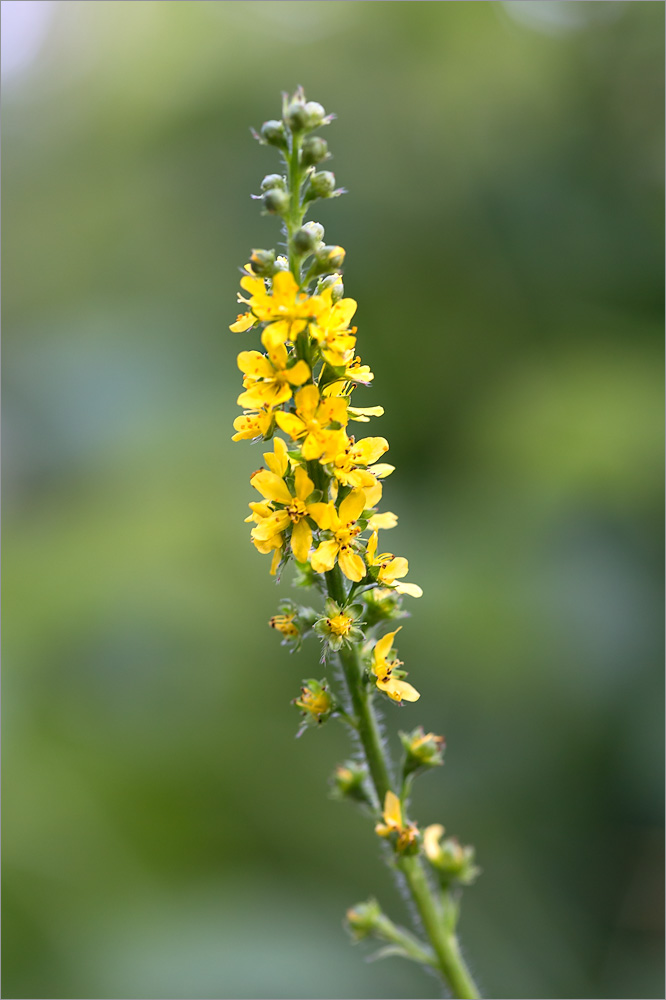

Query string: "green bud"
[[345, 899, 383, 941], [260, 173, 286, 192], [308, 170, 337, 199], [303, 220, 325, 243], [260, 119, 287, 148], [331, 760, 371, 805], [315, 244, 346, 272], [423, 825, 481, 887], [249, 248, 276, 276], [285, 99, 309, 132], [302, 135, 329, 166], [293, 227, 319, 254], [303, 101, 326, 129], [262, 188, 290, 215], [400, 727, 445, 775]]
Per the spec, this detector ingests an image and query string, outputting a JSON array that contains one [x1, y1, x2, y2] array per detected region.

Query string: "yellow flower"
[[250, 464, 331, 563], [294, 679, 333, 724], [234, 270, 324, 345], [327, 613, 354, 637], [310, 288, 358, 367], [231, 404, 274, 442], [375, 791, 419, 852], [245, 500, 283, 574], [310, 489, 367, 582], [367, 532, 423, 598], [236, 342, 310, 409], [269, 613, 299, 638], [329, 435, 393, 490], [275, 384, 348, 462], [371, 627, 420, 703]]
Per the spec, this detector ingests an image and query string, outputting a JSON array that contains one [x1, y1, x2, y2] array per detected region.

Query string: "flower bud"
[[400, 727, 445, 775], [317, 274, 343, 301], [292, 226, 319, 254], [260, 119, 287, 148], [423, 825, 480, 886], [315, 245, 346, 272], [262, 188, 290, 215], [249, 248, 276, 277], [293, 678, 333, 731], [304, 101, 326, 128], [302, 135, 329, 166], [308, 170, 337, 199], [345, 899, 383, 941], [330, 760, 370, 805], [260, 173, 286, 192], [285, 99, 308, 132]]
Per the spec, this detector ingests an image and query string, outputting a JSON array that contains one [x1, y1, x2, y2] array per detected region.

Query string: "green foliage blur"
[[3, 2, 663, 998]]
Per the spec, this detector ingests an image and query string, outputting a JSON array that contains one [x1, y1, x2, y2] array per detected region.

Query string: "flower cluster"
[[228, 89, 480, 997], [231, 89, 422, 706]]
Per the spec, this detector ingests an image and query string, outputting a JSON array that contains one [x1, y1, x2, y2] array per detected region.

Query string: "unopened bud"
[[400, 727, 445, 775], [315, 245, 346, 272], [260, 120, 287, 149], [302, 135, 329, 166], [423, 825, 480, 886], [285, 99, 308, 132], [249, 249, 276, 276], [303, 101, 326, 128], [260, 173, 286, 192], [293, 227, 319, 254], [331, 761, 370, 804], [345, 899, 383, 940], [262, 188, 290, 215], [308, 170, 337, 199]]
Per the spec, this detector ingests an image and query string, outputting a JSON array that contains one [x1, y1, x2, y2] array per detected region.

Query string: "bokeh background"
[[2, 2, 664, 998]]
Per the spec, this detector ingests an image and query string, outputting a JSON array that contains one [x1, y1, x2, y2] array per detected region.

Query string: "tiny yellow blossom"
[[329, 435, 391, 490], [231, 404, 274, 442], [236, 343, 310, 409], [375, 790, 419, 852], [310, 489, 367, 582], [250, 464, 331, 563], [269, 613, 299, 638], [275, 384, 348, 461], [310, 288, 358, 367], [371, 627, 420, 703], [367, 531, 423, 598], [327, 613, 353, 637]]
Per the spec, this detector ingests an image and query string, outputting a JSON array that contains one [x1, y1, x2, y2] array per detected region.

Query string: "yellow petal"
[[380, 556, 409, 584], [286, 360, 311, 386], [294, 465, 315, 502], [395, 582, 423, 598], [237, 351, 274, 378], [250, 470, 293, 505], [237, 382, 291, 409], [291, 518, 312, 563], [423, 824, 445, 862], [348, 405, 384, 422], [270, 548, 281, 575], [230, 312, 256, 333], [262, 337, 289, 369], [307, 502, 333, 530], [251, 510, 290, 541], [367, 512, 398, 531], [264, 437, 289, 477], [339, 489, 366, 525], [294, 384, 320, 419], [367, 531, 378, 563], [377, 676, 420, 703], [368, 463, 395, 479], [310, 539, 339, 574], [275, 411, 305, 440], [351, 436, 388, 466], [271, 269, 300, 302], [364, 481, 383, 508], [383, 790, 402, 830], [338, 547, 365, 582], [374, 627, 402, 665]]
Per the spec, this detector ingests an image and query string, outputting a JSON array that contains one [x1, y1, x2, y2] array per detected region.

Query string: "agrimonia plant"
[[229, 88, 481, 999]]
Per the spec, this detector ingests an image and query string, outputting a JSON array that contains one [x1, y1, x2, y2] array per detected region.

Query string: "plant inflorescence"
[[229, 87, 481, 999]]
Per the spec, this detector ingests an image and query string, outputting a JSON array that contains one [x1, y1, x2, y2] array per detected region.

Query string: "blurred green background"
[[2, 2, 663, 998]]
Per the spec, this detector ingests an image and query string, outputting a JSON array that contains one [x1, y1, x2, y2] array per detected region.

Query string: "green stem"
[[398, 856, 480, 1000], [324, 563, 481, 998]]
